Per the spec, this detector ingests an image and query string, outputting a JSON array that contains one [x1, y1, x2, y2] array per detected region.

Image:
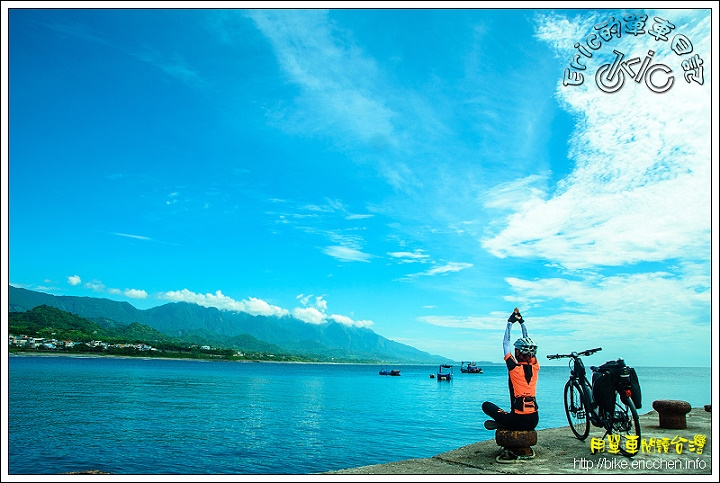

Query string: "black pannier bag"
[[595, 358, 642, 410], [598, 358, 626, 380], [592, 370, 616, 413], [627, 367, 642, 409]]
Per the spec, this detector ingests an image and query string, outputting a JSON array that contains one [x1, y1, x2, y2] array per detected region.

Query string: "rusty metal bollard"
[[494, 429, 537, 462], [652, 399, 692, 429]]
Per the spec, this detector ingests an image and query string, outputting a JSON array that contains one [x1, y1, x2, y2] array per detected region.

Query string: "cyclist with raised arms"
[[482, 307, 540, 431]]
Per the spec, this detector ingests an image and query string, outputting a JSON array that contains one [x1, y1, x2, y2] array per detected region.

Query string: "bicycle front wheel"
[[564, 379, 590, 440], [611, 395, 641, 457]]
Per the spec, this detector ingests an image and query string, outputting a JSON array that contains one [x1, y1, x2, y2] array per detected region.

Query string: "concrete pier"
[[325, 407, 713, 475]]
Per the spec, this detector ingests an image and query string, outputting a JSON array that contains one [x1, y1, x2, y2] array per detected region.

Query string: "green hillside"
[[8, 305, 335, 362], [9, 305, 115, 342]]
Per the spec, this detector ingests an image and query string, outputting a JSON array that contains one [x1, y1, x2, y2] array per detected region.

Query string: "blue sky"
[[3, 5, 716, 367]]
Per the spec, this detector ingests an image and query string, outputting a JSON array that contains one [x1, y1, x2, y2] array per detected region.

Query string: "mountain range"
[[8, 285, 455, 364]]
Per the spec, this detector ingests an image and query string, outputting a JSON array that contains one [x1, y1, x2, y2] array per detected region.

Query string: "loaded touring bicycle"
[[547, 347, 642, 457]]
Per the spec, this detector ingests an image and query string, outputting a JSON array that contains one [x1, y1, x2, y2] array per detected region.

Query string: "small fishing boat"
[[460, 361, 483, 374], [437, 364, 453, 381], [379, 366, 401, 376]]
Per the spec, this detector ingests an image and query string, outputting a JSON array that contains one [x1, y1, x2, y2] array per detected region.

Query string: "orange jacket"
[[504, 353, 539, 414]]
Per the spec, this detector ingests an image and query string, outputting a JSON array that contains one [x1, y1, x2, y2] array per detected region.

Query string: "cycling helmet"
[[514, 337, 537, 356]]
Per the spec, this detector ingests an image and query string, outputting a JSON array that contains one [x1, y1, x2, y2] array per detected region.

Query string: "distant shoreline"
[[7, 353, 709, 368], [7, 352, 478, 366], [8, 352, 366, 364]]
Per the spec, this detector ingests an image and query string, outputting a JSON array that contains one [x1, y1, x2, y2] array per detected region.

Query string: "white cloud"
[[297, 294, 327, 311], [328, 314, 354, 326], [292, 306, 326, 325], [241, 297, 288, 316], [85, 282, 105, 292], [124, 289, 148, 299], [293, 294, 373, 327], [388, 250, 430, 264], [314, 296, 328, 312], [323, 245, 372, 262], [329, 313, 374, 328], [533, 11, 597, 55], [425, 262, 473, 275], [70, 278, 145, 300], [345, 214, 374, 220], [293, 294, 328, 324], [484, 11, 711, 271], [159, 289, 289, 317]]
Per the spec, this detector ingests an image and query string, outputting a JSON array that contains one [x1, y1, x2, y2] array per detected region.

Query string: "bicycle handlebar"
[[546, 347, 602, 360]]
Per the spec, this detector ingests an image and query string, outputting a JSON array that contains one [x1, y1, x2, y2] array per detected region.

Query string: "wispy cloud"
[[388, 250, 430, 264], [323, 245, 372, 263], [42, 21, 115, 48], [42, 20, 204, 89], [109, 231, 179, 246], [113, 232, 153, 241], [423, 264, 710, 354], [419, 263, 711, 360], [85, 281, 105, 292], [405, 262, 473, 279], [418, 314, 501, 330], [133, 47, 205, 88], [269, 197, 376, 263], [247, 10, 396, 146]]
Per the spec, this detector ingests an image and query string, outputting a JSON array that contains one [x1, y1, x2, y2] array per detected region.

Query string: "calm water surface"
[[8, 355, 711, 475]]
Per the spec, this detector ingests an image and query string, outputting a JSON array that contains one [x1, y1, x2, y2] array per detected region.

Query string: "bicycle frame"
[[566, 355, 603, 427]]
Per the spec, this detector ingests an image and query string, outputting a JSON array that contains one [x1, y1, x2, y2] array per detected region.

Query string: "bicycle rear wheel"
[[611, 395, 641, 457], [564, 379, 590, 440]]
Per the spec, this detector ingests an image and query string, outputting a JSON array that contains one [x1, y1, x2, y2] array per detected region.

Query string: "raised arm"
[[504, 308, 527, 356], [503, 320, 513, 356]]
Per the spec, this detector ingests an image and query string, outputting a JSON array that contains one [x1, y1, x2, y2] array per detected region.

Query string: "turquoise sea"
[[7, 355, 712, 475]]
